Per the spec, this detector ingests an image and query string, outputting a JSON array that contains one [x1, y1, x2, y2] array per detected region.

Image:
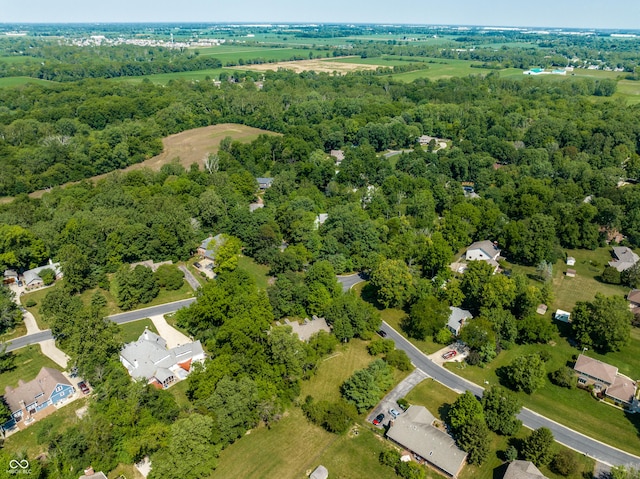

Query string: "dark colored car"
[[377, 330, 387, 338], [373, 413, 385, 426], [77, 381, 90, 394]]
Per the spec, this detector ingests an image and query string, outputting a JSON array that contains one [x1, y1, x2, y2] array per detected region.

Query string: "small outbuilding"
[[309, 465, 329, 479], [566, 269, 576, 278], [536, 304, 548, 315], [566, 256, 576, 266], [554, 309, 571, 323]]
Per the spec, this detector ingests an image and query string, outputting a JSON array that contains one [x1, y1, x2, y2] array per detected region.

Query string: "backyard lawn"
[[118, 318, 158, 344], [0, 345, 60, 393], [238, 255, 271, 291]]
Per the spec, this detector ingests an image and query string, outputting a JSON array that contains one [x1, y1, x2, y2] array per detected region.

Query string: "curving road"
[[107, 298, 196, 324], [379, 321, 640, 469], [5, 330, 53, 352], [336, 272, 367, 292]]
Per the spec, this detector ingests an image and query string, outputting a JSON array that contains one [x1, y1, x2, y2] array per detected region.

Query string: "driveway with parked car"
[[367, 368, 429, 427]]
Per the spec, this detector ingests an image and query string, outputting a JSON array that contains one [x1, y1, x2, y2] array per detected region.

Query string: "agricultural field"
[[0, 76, 53, 87], [197, 46, 328, 64], [240, 57, 379, 74]]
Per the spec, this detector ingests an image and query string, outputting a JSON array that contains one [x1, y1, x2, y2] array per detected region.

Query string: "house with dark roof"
[[386, 405, 466, 478], [628, 289, 640, 315], [447, 307, 473, 336], [502, 460, 548, 479], [465, 240, 501, 272], [3, 367, 74, 428], [119, 329, 205, 389], [609, 246, 639, 272]]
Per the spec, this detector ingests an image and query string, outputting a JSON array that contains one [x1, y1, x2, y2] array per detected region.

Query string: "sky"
[[2, 0, 639, 30]]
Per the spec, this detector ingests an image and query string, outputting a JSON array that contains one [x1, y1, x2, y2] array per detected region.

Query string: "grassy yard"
[[0, 76, 53, 87], [0, 346, 60, 393], [3, 397, 88, 458], [406, 379, 594, 479], [118, 318, 158, 343], [443, 338, 640, 456], [215, 339, 414, 478], [0, 322, 27, 342], [238, 255, 271, 291]]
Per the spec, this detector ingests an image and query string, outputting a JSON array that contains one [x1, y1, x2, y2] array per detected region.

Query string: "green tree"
[[502, 354, 546, 394], [447, 391, 484, 434], [551, 449, 578, 477], [404, 295, 450, 340], [113, 264, 159, 310], [384, 349, 412, 371], [481, 386, 522, 436], [572, 294, 632, 352], [0, 287, 21, 335], [457, 419, 491, 465], [59, 243, 91, 293], [149, 414, 221, 479], [39, 267, 56, 286], [549, 366, 576, 389], [154, 264, 184, 290], [324, 293, 381, 342], [341, 359, 393, 413], [214, 235, 242, 274], [521, 427, 555, 467], [370, 259, 414, 308]]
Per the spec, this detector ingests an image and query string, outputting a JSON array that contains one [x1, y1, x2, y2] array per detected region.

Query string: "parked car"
[[389, 408, 401, 419], [16, 280, 23, 287], [373, 413, 385, 426], [377, 330, 387, 338], [193, 262, 202, 269], [442, 350, 457, 360], [77, 381, 90, 394]]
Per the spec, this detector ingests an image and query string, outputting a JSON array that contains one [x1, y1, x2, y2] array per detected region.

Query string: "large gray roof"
[[386, 406, 466, 477], [609, 247, 639, 272], [120, 329, 204, 382], [503, 460, 547, 479], [22, 262, 62, 286], [447, 307, 473, 333]]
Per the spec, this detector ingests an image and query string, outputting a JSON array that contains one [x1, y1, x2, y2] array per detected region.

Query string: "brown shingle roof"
[[573, 354, 618, 385], [503, 460, 548, 479], [628, 289, 640, 305], [606, 375, 637, 405], [4, 367, 71, 413]]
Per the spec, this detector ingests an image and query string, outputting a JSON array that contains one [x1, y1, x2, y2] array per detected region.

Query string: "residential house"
[[197, 234, 226, 262], [465, 240, 501, 272], [386, 405, 467, 478], [502, 460, 548, 479], [78, 467, 108, 479], [3, 367, 74, 428], [608, 246, 639, 272], [447, 307, 473, 336], [573, 354, 637, 407], [627, 289, 640, 315], [330, 149, 345, 165], [22, 260, 63, 288], [119, 329, 205, 389], [257, 177, 274, 189]]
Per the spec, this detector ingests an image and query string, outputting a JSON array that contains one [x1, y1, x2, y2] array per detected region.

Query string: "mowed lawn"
[[118, 318, 158, 344], [238, 255, 271, 291], [0, 345, 60, 393], [214, 339, 413, 478], [406, 379, 594, 479], [0, 76, 54, 87]]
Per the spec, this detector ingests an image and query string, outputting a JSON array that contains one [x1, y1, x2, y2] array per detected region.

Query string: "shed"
[[566, 269, 576, 278], [566, 256, 576, 266], [554, 309, 571, 323], [310, 465, 329, 479], [536, 304, 548, 315]]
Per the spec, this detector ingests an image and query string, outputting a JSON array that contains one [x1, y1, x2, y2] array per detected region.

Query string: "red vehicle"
[[373, 413, 385, 426], [77, 381, 90, 394], [442, 350, 457, 360]]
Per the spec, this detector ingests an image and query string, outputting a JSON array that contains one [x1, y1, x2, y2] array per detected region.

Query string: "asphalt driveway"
[[367, 368, 429, 428]]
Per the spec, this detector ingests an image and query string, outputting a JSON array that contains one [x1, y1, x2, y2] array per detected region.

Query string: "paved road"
[[336, 273, 367, 292], [178, 265, 201, 291], [5, 330, 53, 352], [379, 322, 640, 469], [108, 298, 196, 324]]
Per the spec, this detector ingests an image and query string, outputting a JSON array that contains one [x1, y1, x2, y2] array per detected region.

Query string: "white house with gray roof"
[[465, 240, 501, 272], [22, 260, 63, 287], [386, 405, 466, 478], [120, 329, 205, 389]]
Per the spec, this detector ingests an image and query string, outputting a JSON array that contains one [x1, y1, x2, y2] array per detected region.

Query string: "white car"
[[389, 408, 401, 419]]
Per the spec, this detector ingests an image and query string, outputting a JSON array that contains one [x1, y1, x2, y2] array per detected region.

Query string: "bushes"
[[341, 359, 393, 413], [24, 298, 37, 308], [367, 338, 395, 355], [384, 349, 412, 371], [302, 396, 357, 434], [379, 449, 426, 479], [551, 449, 578, 476], [154, 264, 184, 290], [549, 366, 576, 389]]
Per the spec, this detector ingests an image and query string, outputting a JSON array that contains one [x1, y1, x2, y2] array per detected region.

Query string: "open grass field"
[[197, 46, 327, 63], [112, 68, 232, 84], [3, 396, 89, 458], [121, 123, 279, 172], [237, 255, 271, 291], [215, 339, 416, 479], [0, 321, 27, 342], [0, 76, 54, 88], [0, 56, 34, 64], [406, 379, 594, 479], [0, 345, 60, 393], [616, 79, 640, 104]]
